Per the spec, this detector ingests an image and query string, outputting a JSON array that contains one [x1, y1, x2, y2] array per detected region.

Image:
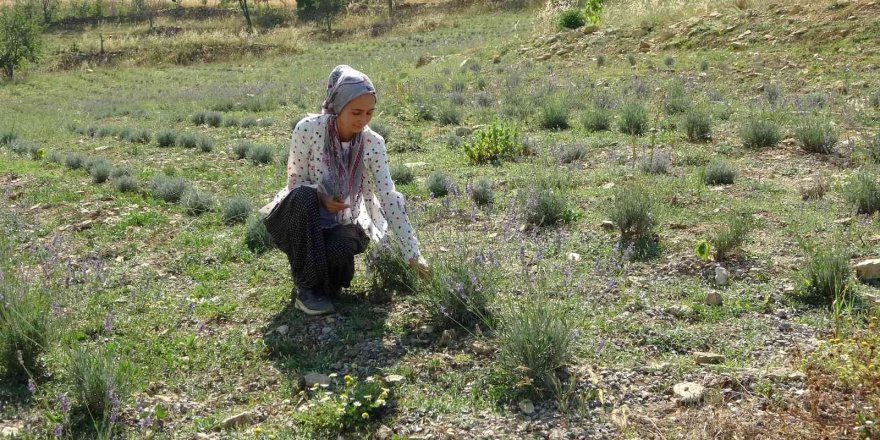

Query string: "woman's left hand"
[[409, 256, 430, 279]]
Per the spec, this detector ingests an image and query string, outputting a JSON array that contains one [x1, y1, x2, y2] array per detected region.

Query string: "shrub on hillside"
[[557, 9, 585, 29]]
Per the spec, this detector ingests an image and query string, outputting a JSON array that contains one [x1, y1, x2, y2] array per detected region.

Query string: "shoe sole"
[[295, 298, 334, 316]]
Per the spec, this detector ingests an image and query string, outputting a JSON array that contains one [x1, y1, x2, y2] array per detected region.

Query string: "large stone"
[[667, 305, 694, 319], [1, 426, 22, 438], [693, 352, 726, 365], [854, 259, 880, 280], [384, 374, 406, 384], [673, 382, 705, 404], [302, 372, 331, 388], [582, 24, 599, 34], [221, 411, 255, 429], [705, 291, 723, 306], [518, 399, 535, 415], [714, 266, 729, 285], [376, 425, 394, 440]]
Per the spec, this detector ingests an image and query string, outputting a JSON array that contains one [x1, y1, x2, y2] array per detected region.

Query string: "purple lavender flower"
[[53, 424, 62, 437], [58, 393, 70, 413], [139, 415, 152, 431], [103, 312, 114, 333], [52, 303, 61, 316], [27, 378, 36, 394]]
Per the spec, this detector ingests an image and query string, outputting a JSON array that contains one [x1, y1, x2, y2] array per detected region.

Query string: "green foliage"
[[866, 133, 880, 164], [619, 102, 649, 136], [367, 244, 417, 297], [155, 129, 177, 148], [246, 143, 274, 165], [609, 183, 655, 241], [710, 213, 752, 261], [0, 129, 17, 145], [638, 150, 670, 175], [232, 139, 254, 159], [436, 101, 462, 126], [0, 253, 55, 380], [557, 144, 587, 164], [540, 99, 570, 130], [123, 127, 151, 144], [426, 170, 452, 197], [113, 175, 138, 193], [740, 116, 781, 149], [464, 121, 524, 165], [498, 292, 576, 389], [89, 160, 111, 184], [45, 149, 62, 164], [557, 9, 585, 29], [64, 153, 84, 170], [245, 214, 274, 254], [238, 116, 257, 128], [0, 3, 43, 78], [368, 120, 391, 142], [843, 170, 880, 215], [581, 108, 611, 132], [664, 55, 675, 68], [695, 239, 711, 261], [292, 374, 392, 436], [175, 132, 199, 149], [869, 90, 880, 110], [663, 82, 691, 115], [524, 182, 572, 228], [191, 110, 223, 127], [794, 246, 852, 307], [471, 178, 494, 207], [389, 128, 423, 153], [68, 344, 135, 424], [390, 163, 414, 185], [297, 0, 345, 33], [181, 188, 215, 216], [703, 160, 736, 185], [196, 135, 214, 152], [795, 118, 837, 154], [223, 196, 252, 225], [150, 175, 188, 203], [683, 107, 712, 141], [420, 254, 496, 330]]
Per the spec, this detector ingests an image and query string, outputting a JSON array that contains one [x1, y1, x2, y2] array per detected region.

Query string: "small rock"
[[667, 305, 694, 318], [854, 259, 880, 280], [438, 329, 455, 346], [714, 266, 729, 285], [567, 252, 581, 262], [536, 53, 552, 61], [384, 374, 405, 384], [582, 24, 599, 34], [302, 372, 331, 388], [471, 340, 493, 355], [275, 325, 289, 335], [404, 161, 427, 168], [518, 399, 535, 415], [220, 411, 255, 429], [418, 324, 435, 335], [639, 40, 651, 51], [705, 291, 723, 306], [602, 182, 615, 189], [673, 382, 705, 404], [376, 425, 394, 440], [600, 220, 615, 231], [693, 352, 726, 365], [834, 217, 854, 225]]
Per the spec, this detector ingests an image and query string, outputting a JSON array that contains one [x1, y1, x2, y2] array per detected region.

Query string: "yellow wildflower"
[[361, 412, 369, 419]]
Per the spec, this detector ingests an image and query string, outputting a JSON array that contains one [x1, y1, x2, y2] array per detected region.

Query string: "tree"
[[297, 0, 344, 35], [237, 0, 253, 32], [39, 0, 58, 23], [0, 3, 42, 78]]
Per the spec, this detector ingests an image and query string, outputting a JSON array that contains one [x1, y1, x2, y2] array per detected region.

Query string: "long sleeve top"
[[262, 114, 421, 260]]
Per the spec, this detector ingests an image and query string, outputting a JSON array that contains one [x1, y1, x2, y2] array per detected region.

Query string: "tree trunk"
[[238, 0, 253, 33], [387, 0, 392, 23], [4, 65, 13, 78]]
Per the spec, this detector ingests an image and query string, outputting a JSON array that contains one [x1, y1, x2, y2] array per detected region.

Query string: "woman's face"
[[337, 93, 376, 138]]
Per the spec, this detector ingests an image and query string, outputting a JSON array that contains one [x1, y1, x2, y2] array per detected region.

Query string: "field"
[[1, 0, 880, 438]]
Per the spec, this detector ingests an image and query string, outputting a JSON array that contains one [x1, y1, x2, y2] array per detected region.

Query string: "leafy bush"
[[436, 102, 463, 126], [222, 196, 252, 225], [740, 116, 781, 149], [869, 90, 880, 110], [703, 160, 736, 185], [540, 99, 570, 130], [0, 253, 55, 381], [239, 116, 257, 128], [710, 213, 751, 260], [524, 183, 571, 228], [795, 118, 837, 154], [123, 128, 151, 144], [181, 188, 215, 216], [843, 171, 880, 215], [471, 178, 494, 207], [664, 82, 691, 115], [420, 255, 496, 330], [99, 126, 121, 138], [45, 150, 63, 164], [866, 133, 880, 164], [557, 143, 587, 164], [245, 214, 274, 254], [155, 129, 177, 147], [794, 246, 851, 306], [464, 122, 524, 165], [683, 108, 712, 141], [292, 374, 392, 436], [639, 150, 670, 175], [113, 175, 138, 193], [175, 132, 199, 149], [110, 166, 132, 179], [426, 171, 452, 197], [196, 135, 214, 153], [582, 108, 611, 132], [764, 84, 783, 109], [609, 183, 655, 241], [390, 164, 414, 185], [246, 143, 274, 165], [191, 110, 223, 127], [619, 102, 649, 136], [627, 53, 636, 67], [68, 345, 135, 424], [369, 120, 391, 142], [150, 175, 188, 203], [557, 9, 585, 29], [367, 244, 418, 297], [222, 117, 240, 128], [232, 140, 254, 159], [498, 293, 576, 388], [64, 153, 85, 170], [389, 128, 423, 153], [0, 3, 42, 79], [664, 55, 675, 68], [89, 160, 112, 184]]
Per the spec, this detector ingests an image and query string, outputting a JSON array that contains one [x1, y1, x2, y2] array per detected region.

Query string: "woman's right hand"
[[318, 191, 349, 214]]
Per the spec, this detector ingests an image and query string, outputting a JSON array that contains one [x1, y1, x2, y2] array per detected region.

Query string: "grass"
[[740, 116, 781, 149], [843, 170, 880, 214]]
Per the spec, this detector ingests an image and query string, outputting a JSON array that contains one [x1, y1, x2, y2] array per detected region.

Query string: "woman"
[[262, 65, 429, 316]]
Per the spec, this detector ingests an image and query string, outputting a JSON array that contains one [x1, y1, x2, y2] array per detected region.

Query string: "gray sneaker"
[[294, 287, 335, 316]]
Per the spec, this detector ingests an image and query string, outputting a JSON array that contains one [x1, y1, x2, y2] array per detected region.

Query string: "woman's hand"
[[318, 191, 349, 214], [409, 256, 430, 279]]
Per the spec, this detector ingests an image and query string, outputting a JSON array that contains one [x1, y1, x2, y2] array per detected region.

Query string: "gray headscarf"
[[319, 65, 376, 223]]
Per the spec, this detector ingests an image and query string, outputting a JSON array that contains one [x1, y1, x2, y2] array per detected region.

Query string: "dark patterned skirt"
[[263, 186, 369, 297]]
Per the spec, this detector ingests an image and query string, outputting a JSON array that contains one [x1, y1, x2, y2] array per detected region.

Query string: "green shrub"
[[740, 116, 781, 149], [639, 150, 670, 175], [557, 143, 587, 164], [181, 188, 215, 216], [582, 108, 611, 132], [89, 160, 112, 184], [176, 132, 199, 149], [0, 129, 17, 145], [596, 54, 605, 68], [256, 118, 273, 127], [389, 128, 423, 153], [113, 175, 139, 193], [471, 178, 494, 207], [232, 140, 254, 159], [420, 255, 496, 330], [68, 345, 135, 424], [239, 116, 257, 128], [627, 53, 636, 67], [464, 122, 523, 165], [64, 153, 85, 170], [369, 120, 391, 141], [843, 171, 880, 215], [192, 110, 223, 127], [426, 171, 452, 197], [45, 150, 63, 164], [664, 55, 675, 68], [98, 125, 120, 138], [700, 60, 709, 72], [436, 102, 463, 126], [703, 160, 736, 185], [109, 166, 131, 179], [245, 214, 274, 254], [222, 196, 252, 225], [795, 118, 837, 154], [291, 374, 392, 436], [540, 99, 570, 130], [794, 246, 852, 307], [866, 133, 880, 164], [524, 184, 570, 228], [196, 135, 214, 153], [367, 244, 418, 297], [619, 102, 649, 136], [557, 9, 585, 29], [156, 129, 177, 147], [764, 84, 783, 109], [124, 128, 151, 144], [869, 90, 880, 110], [150, 175, 188, 203], [498, 293, 575, 388], [664, 82, 691, 115], [222, 117, 240, 127], [683, 108, 712, 141], [0, 256, 55, 381], [241, 95, 278, 112], [390, 163, 414, 185], [609, 183, 655, 241], [246, 143, 274, 165], [710, 214, 751, 261]]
